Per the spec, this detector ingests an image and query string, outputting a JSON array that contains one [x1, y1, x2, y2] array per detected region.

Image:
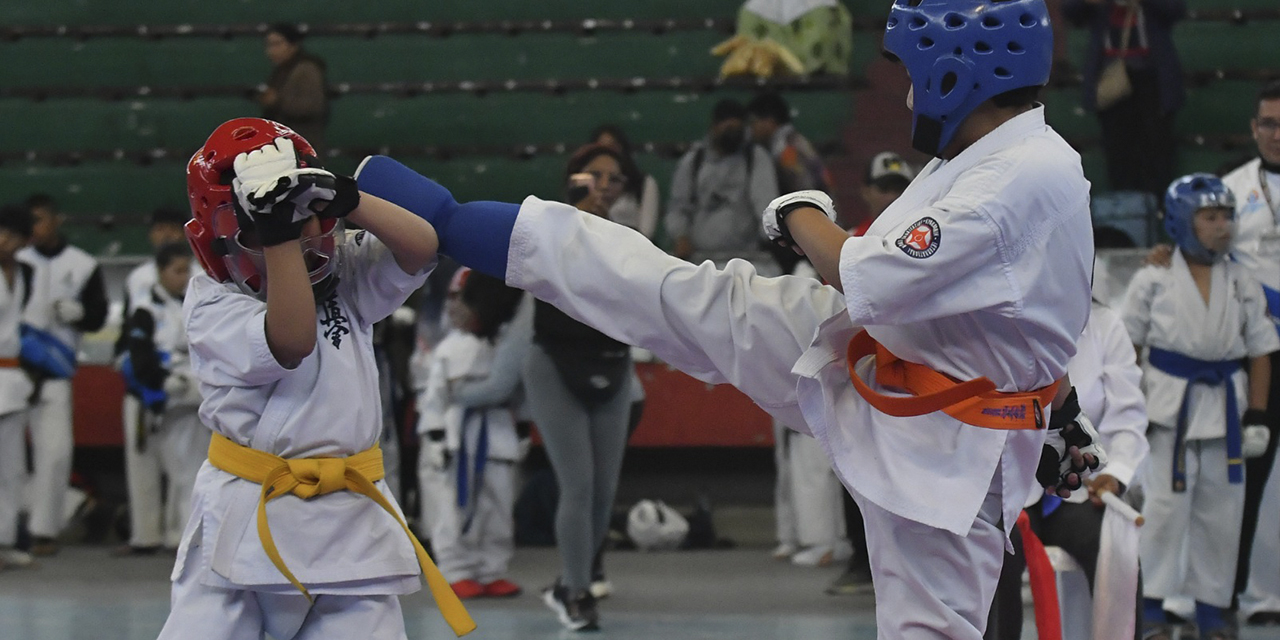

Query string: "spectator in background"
[[747, 92, 831, 194], [1063, 0, 1186, 199], [116, 243, 207, 557], [532, 145, 637, 632], [261, 23, 329, 153], [0, 205, 34, 571], [1225, 79, 1280, 625], [851, 152, 916, 236], [19, 194, 109, 556], [117, 208, 188, 357], [665, 99, 780, 272], [589, 124, 661, 240]]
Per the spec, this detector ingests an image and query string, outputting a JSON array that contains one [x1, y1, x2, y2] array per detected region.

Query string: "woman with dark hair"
[[261, 23, 329, 152], [527, 144, 635, 632], [589, 125, 661, 240]]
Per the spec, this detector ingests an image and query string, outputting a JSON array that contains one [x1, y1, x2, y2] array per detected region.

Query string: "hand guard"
[[422, 429, 450, 471], [762, 190, 837, 248], [53, 299, 85, 324], [1037, 388, 1108, 494], [1243, 409, 1272, 459], [232, 137, 358, 245]]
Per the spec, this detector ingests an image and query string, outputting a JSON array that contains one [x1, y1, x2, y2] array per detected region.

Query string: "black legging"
[[1236, 350, 1280, 603]]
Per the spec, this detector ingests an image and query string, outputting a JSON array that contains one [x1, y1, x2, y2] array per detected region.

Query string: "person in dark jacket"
[[1063, 0, 1186, 199], [260, 23, 329, 153]]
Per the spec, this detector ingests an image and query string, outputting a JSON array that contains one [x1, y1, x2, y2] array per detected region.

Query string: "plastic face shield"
[[210, 205, 344, 299]]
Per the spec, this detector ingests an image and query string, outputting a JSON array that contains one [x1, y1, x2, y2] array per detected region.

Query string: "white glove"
[[762, 190, 837, 246], [53, 299, 85, 324], [231, 136, 336, 222], [1244, 424, 1272, 459]]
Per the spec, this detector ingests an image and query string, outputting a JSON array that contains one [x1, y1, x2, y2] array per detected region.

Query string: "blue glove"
[[356, 155, 519, 278]]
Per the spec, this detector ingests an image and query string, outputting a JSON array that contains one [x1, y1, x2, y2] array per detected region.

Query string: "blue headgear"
[[883, 0, 1054, 157], [1163, 173, 1236, 264]]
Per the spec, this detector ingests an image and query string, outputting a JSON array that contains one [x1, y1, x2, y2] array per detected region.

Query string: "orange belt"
[[0, 358, 18, 368], [845, 330, 1058, 430]]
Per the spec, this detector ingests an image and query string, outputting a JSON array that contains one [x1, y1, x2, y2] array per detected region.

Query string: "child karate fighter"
[[1122, 174, 1278, 640], [417, 268, 525, 600], [157, 118, 474, 639], [118, 242, 209, 555], [357, 1, 1106, 636]]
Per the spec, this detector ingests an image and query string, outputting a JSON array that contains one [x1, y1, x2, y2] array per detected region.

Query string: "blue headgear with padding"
[[1164, 173, 1236, 264], [883, 0, 1053, 157]]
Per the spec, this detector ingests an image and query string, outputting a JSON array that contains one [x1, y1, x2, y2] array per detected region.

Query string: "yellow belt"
[[207, 433, 476, 636]]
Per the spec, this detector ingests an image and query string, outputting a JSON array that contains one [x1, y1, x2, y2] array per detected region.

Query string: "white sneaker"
[[772, 542, 797, 560], [589, 580, 612, 599], [791, 540, 854, 567], [0, 548, 35, 569]]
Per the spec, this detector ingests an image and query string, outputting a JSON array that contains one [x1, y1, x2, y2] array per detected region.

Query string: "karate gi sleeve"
[[1120, 267, 1158, 347], [74, 265, 109, 333], [417, 351, 450, 436], [183, 274, 291, 387], [1239, 274, 1280, 358], [1092, 307, 1150, 488], [507, 197, 846, 430], [338, 229, 434, 328]]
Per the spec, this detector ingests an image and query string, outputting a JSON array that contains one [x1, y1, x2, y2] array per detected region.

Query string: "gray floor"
[[2, 545, 1279, 640]]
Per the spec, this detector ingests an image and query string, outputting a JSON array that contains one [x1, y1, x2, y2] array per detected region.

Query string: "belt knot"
[[286, 458, 348, 498]]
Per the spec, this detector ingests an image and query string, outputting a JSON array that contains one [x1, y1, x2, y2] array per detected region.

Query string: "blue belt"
[[455, 408, 489, 534], [1147, 348, 1244, 492]]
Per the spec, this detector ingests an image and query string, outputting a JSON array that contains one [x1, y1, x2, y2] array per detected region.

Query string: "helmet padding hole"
[[941, 72, 958, 97]]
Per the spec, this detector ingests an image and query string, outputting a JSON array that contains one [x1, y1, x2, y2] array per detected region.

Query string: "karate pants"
[[26, 379, 72, 538], [1240, 444, 1280, 617], [1141, 428, 1244, 608], [158, 541, 408, 640], [122, 397, 210, 548], [0, 410, 26, 546], [427, 459, 516, 584], [774, 423, 847, 549], [853, 473, 1006, 639]]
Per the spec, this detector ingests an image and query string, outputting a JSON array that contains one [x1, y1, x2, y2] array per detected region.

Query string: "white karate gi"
[[504, 107, 1093, 638], [1225, 157, 1280, 616], [157, 230, 431, 640], [122, 283, 209, 549], [417, 331, 519, 584], [0, 263, 32, 547], [18, 243, 101, 539], [1122, 250, 1280, 607]]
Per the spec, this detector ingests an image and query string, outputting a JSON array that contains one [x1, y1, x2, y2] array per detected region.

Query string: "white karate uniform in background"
[[503, 107, 1093, 638], [157, 230, 431, 640], [417, 331, 519, 584], [0, 264, 32, 549], [122, 283, 209, 549], [18, 243, 102, 539], [1122, 249, 1280, 608]]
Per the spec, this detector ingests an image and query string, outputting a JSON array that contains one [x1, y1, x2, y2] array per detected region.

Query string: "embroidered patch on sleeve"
[[895, 217, 941, 259]]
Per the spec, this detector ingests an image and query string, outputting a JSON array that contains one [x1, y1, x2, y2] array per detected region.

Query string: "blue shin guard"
[[355, 155, 519, 278]]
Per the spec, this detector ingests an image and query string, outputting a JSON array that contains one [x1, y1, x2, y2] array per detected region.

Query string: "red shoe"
[[450, 579, 485, 599], [482, 579, 523, 598]]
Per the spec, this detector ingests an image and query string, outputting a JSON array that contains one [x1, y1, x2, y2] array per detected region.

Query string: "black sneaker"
[[542, 583, 600, 632], [825, 565, 874, 596]]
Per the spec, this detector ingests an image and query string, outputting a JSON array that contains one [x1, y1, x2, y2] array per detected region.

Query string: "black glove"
[[233, 199, 307, 247]]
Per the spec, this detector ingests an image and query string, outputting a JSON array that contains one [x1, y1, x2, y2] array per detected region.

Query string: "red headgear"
[[185, 118, 341, 298]]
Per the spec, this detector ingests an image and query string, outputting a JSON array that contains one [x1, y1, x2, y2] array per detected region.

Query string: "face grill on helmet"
[[883, 0, 1053, 156]]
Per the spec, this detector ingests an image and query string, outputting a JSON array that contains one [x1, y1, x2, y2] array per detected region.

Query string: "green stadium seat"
[[1041, 87, 1099, 140], [1179, 80, 1258, 136], [1, 0, 750, 27], [0, 162, 187, 216], [0, 97, 247, 153], [1175, 21, 1276, 73]]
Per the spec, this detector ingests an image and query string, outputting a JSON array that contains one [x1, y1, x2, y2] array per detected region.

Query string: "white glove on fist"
[[53, 299, 85, 324], [762, 190, 837, 246], [232, 136, 336, 222], [1244, 424, 1271, 459]]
